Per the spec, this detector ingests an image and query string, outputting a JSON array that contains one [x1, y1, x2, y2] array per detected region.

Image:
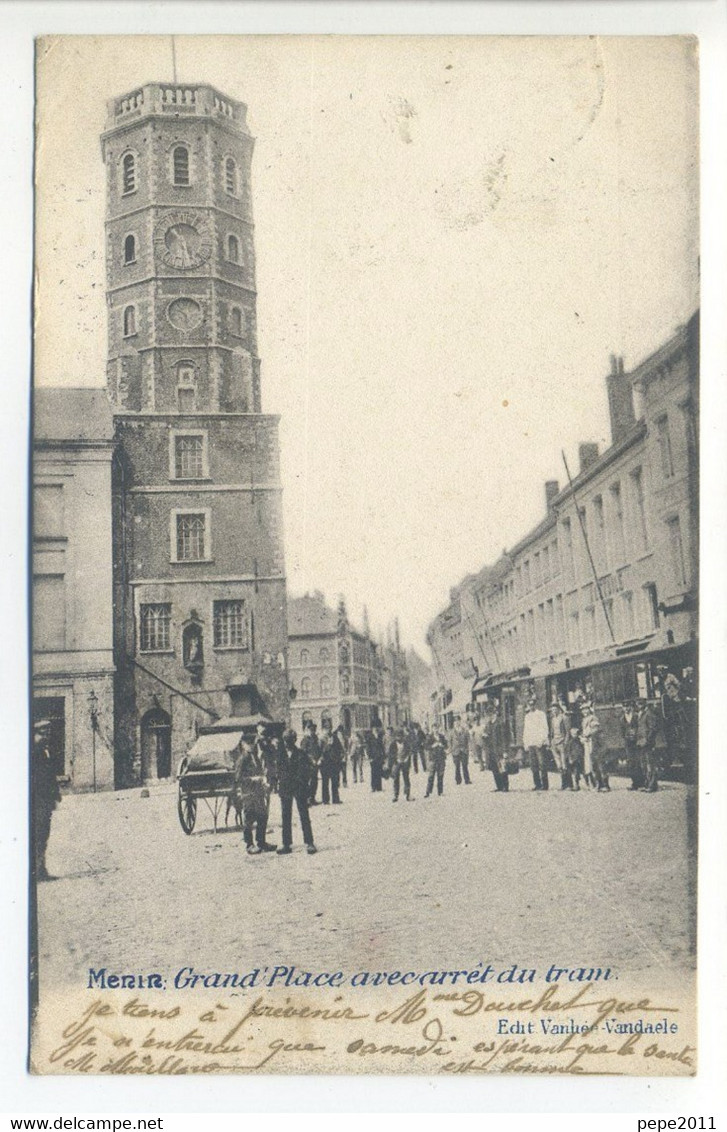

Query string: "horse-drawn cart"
[[176, 714, 279, 834]]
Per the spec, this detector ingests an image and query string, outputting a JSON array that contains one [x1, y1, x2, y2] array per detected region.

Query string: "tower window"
[[175, 513, 207, 562], [174, 435, 205, 479], [176, 362, 196, 412], [224, 157, 238, 196], [122, 152, 136, 195], [123, 305, 136, 337], [230, 306, 243, 336], [173, 145, 190, 186], [124, 234, 136, 264], [213, 600, 247, 649], [227, 234, 240, 263], [140, 604, 172, 652]]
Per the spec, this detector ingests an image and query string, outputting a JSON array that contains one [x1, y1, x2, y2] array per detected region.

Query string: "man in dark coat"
[[276, 729, 317, 854], [620, 701, 642, 789], [451, 718, 472, 785], [235, 738, 276, 854], [32, 720, 61, 881], [424, 727, 448, 797], [367, 727, 386, 792], [484, 703, 509, 792], [319, 719, 343, 805], [388, 729, 413, 802], [301, 720, 321, 805]]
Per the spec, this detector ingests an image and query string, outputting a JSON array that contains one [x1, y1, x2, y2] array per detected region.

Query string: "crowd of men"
[[31, 672, 693, 874]]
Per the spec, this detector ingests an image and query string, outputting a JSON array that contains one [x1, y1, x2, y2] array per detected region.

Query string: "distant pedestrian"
[[451, 718, 472, 785], [368, 727, 386, 792], [319, 719, 343, 805], [523, 696, 550, 791], [637, 698, 660, 792], [489, 703, 510, 792], [621, 701, 642, 789], [350, 730, 367, 783], [276, 729, 316, 855], [301, 720, 321, 805], [336, 724, 350, 787], [468, 715, 485, 772], [409, 723, 426, 774], [582, 702, 609, 791], [564, 727, 584, 791], [424, 728, 447, 797], [388, 729, 413, 802], [32, 720, 61, 881], [550, 701, 569, 790]]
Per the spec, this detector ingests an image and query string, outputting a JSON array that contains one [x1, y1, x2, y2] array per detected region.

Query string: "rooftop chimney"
[[606, 354, 636, 443], [578, 442, 600, 473], [545, 480, 560, 512]]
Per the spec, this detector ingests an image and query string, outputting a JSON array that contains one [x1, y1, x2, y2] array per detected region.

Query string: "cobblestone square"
[[39, 767, 696, 993]]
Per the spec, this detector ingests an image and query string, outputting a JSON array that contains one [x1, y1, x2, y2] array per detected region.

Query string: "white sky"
[[34, 34, 698, 653]]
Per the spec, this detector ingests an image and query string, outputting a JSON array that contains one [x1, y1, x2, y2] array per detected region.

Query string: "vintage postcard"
[[30, 34, 698, 1076]]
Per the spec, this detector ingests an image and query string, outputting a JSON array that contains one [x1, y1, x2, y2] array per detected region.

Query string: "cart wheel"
[[178, 788, 197, 834]]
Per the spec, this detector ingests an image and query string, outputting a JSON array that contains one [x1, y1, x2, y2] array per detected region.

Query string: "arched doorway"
[[140, 708, 172, 780]]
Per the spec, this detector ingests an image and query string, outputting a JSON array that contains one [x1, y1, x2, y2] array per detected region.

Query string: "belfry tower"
[[102, 83, 289, 785]]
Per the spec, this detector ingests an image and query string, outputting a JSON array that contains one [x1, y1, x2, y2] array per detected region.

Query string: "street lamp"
[[88, 689, 99, 793]]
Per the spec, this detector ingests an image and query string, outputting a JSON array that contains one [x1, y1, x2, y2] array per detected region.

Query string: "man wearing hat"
[[32, 720, 61, 881], [235, 733, 276, 855], [523, 695, 550, 790], [620, 700, 642, 790], [276, 729, 317, 854], [636, 696, 660, 792], [301, 719, 321, 805], [549, 701, 570, 790]]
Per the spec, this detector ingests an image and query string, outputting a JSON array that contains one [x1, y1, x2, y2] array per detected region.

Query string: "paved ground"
[[38, 765, 696, 993]]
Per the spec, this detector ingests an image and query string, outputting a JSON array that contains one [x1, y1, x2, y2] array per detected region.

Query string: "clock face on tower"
[[154, 211, 213, 270]]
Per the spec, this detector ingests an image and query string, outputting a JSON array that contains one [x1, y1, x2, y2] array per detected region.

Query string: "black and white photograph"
[[26, 31, 703, 1081]]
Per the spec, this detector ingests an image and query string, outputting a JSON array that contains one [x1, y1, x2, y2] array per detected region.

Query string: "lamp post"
[[88, 689, 99, 793]]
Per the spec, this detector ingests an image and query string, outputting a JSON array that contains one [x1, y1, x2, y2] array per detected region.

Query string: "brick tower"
[[102, 83, 289, 785]]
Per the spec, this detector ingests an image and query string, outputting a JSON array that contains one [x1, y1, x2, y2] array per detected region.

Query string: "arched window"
[[224, 157, 238, 196], [173, 145, 190, 186], [227, 234, 240, 263], [122, 153, 136, 194], [301, 677, 311, 697], [123, 305, 136, 336], [321, 676, 332, 697], [319, 647, 330, 663], [124, 234, 136, 264], [300, 648, 309, 664], [230, 306, 243, 336]]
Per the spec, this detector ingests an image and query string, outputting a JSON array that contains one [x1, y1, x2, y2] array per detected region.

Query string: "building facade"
[[32, 390, 116, 790], [288, 593, 410, 734], [103, 83, 289, 785], [428, 315, 698, 757]]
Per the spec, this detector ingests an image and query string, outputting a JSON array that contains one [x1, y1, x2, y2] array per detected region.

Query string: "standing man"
[[350, 730, 367, 783], [550, 701, 570, 791], [621, 701, 642, 790], [32, 720, 61, 881], [582, 702, 608, 791], [319, 719, 343, 805], [388, 728, 413, 802], [254, 721, 278, 794], [276, 729, 317, 855], [451, 717, 472, 785], [424, 726, 448, 798], [487, 702, 509, 793], [368, 727, 386, 792], [336, 724, 350, 788], [235, 737, 276, 855], [523, 696, 550, 791], [637, 697, 660, 793], [301, 720, 321, 806]]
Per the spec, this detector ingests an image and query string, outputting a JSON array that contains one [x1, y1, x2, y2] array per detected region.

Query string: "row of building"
[[427, 314, 698, 758], [32, 81, 411, 792]]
